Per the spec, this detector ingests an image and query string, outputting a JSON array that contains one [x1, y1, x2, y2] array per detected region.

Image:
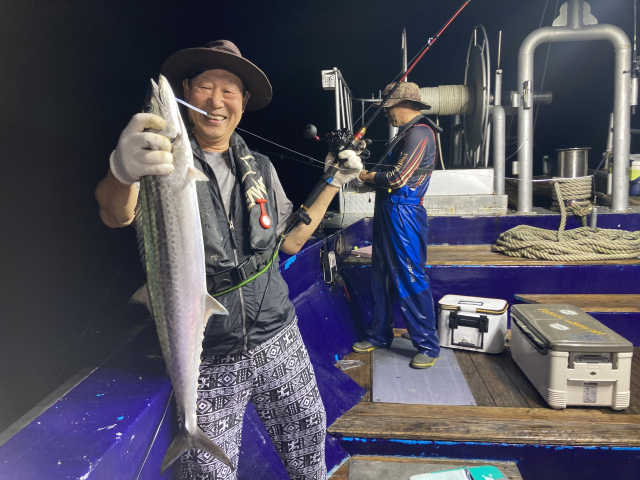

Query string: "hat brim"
[[160, 47, 272, 111], [373, 98, 431, 110]]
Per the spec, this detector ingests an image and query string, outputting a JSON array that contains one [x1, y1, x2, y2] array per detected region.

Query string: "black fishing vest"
[[191, 136, 296, 355]]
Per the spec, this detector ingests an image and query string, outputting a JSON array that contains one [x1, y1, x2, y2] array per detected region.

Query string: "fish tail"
[[160, 427, 233, 474]]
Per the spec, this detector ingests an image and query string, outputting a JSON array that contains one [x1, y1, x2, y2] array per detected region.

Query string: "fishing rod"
[[285, 0, 472, 234], [309, 0, 472, 160]]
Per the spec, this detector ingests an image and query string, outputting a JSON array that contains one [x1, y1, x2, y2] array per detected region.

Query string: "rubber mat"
[[372, 338, 476, 405]]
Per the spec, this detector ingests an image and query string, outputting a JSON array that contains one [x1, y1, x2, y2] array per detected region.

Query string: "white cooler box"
[[437, 295, 508, 354], [511, 304, 634, 410]]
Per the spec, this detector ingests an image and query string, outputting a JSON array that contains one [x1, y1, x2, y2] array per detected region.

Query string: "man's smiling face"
[[183, 69, 250, 151]]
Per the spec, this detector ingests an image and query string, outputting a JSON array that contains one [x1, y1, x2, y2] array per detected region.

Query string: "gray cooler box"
[[510, 304, 633, 410]]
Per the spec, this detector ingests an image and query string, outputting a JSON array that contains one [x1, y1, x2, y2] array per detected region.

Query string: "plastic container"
[[437, 295, 508, 354], [630, 158, 640, 196], [510, 304, 633, 410]]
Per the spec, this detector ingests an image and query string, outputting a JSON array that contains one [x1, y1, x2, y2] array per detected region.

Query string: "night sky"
[[1, 0, 638, 432]]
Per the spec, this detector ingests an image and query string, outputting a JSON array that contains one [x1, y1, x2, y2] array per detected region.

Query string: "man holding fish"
[[95, 40, 363, 480]]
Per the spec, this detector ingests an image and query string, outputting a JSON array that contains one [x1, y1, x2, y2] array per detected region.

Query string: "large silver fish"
[[131, 75, 231, 473]]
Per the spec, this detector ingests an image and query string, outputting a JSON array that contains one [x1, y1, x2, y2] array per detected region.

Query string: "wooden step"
[[329, 455, 523, 480], [426, 244, 640, 266], [515, 294, 640, 313], [328, 401, 640, 447], [344, 244, 640, 267]]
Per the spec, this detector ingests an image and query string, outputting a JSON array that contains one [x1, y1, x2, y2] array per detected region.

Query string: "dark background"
[[1, 0, 639, 433]]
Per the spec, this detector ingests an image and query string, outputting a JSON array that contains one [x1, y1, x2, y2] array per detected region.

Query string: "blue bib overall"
[[365, 119, 440, 357]]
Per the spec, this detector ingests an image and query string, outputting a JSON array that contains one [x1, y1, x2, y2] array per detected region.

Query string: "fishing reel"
[[304, 125, 372, 160], [281, 124, 372, 235]]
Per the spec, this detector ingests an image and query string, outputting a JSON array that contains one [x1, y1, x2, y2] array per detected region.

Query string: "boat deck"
[[329, 331, 640, 451]]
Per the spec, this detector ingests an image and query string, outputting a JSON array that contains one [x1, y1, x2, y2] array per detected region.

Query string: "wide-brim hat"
[[160, 40, 272, 111], [373, 82, 430, 110]]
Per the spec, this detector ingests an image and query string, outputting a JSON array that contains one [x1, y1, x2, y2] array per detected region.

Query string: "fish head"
[[142, 75, 182, 141]]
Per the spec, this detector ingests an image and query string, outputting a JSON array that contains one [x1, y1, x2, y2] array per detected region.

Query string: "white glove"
[[325, 149, 363, 188], [109, 113, 174, 185]]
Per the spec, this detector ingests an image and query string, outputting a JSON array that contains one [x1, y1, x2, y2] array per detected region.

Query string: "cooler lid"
[[511, 304, 633, 353], [439, 295, 508, 315]]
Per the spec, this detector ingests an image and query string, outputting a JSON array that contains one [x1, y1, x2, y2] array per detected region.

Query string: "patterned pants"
[[180, 320, 327, 480]]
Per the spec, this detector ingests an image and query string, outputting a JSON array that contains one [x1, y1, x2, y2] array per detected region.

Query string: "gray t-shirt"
[[202, 150, 293, 234]]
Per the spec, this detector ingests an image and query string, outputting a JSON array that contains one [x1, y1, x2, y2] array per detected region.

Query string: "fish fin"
[[205, 294, 228, 318], [188, 166, 209, 182], [129, 284, 151, 312], [193, 428, 234, 470], [161, 428, 233, 474]]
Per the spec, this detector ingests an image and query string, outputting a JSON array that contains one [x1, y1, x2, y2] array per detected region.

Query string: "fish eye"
[[143, 104, 153, 113]]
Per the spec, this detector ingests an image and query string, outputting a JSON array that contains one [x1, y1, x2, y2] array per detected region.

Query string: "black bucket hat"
[[160, 40, 272, 111]]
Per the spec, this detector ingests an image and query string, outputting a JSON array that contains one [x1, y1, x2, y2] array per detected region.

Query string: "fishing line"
[[534, 0, 560, 133], [253, 149, 325, 170], [55, 244, 138, 385], [537, 0, 550, 29], [352, 101, 376, 126], [236, 127, 325, 167], [133, 390, 174, 480], [505, 140, 526, 162]]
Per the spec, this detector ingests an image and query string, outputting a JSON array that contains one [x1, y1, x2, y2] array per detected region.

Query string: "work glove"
[[324, 150, 363, 188], [109, 113, 174, 185]]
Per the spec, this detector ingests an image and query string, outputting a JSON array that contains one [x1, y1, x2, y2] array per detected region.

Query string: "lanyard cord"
[[211, 234, 286, 298]]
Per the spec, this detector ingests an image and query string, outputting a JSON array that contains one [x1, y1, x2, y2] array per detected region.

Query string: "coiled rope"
[[550, 176, 593, 227], [493, 177, 640, 261], [420, 85, 474, 116]]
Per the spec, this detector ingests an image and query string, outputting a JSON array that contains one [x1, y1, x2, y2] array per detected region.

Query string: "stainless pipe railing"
[[493, 105, 506, 195], [517, 0, 631, 212]]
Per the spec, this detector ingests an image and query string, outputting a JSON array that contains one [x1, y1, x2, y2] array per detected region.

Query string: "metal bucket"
[[555, 148, 590, 177]]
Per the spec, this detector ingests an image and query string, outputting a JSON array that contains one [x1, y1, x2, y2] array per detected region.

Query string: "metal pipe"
[[568, 0, 583, 29], [493, 105, 506, 194], [347, 92, 353, 132], [606, 112, 614, 195], [484, 123, 491, 167], [334, 69, 341, 130], [497, 31, 502, 71], [451, 115, 463, 166], [340, 81, 347, 130], [348, 89, 353, 131], [517, 22, 631, 212], [342, 83, 351, 131], [495, 70, 503, 106], [402, 28, 408, 81]]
